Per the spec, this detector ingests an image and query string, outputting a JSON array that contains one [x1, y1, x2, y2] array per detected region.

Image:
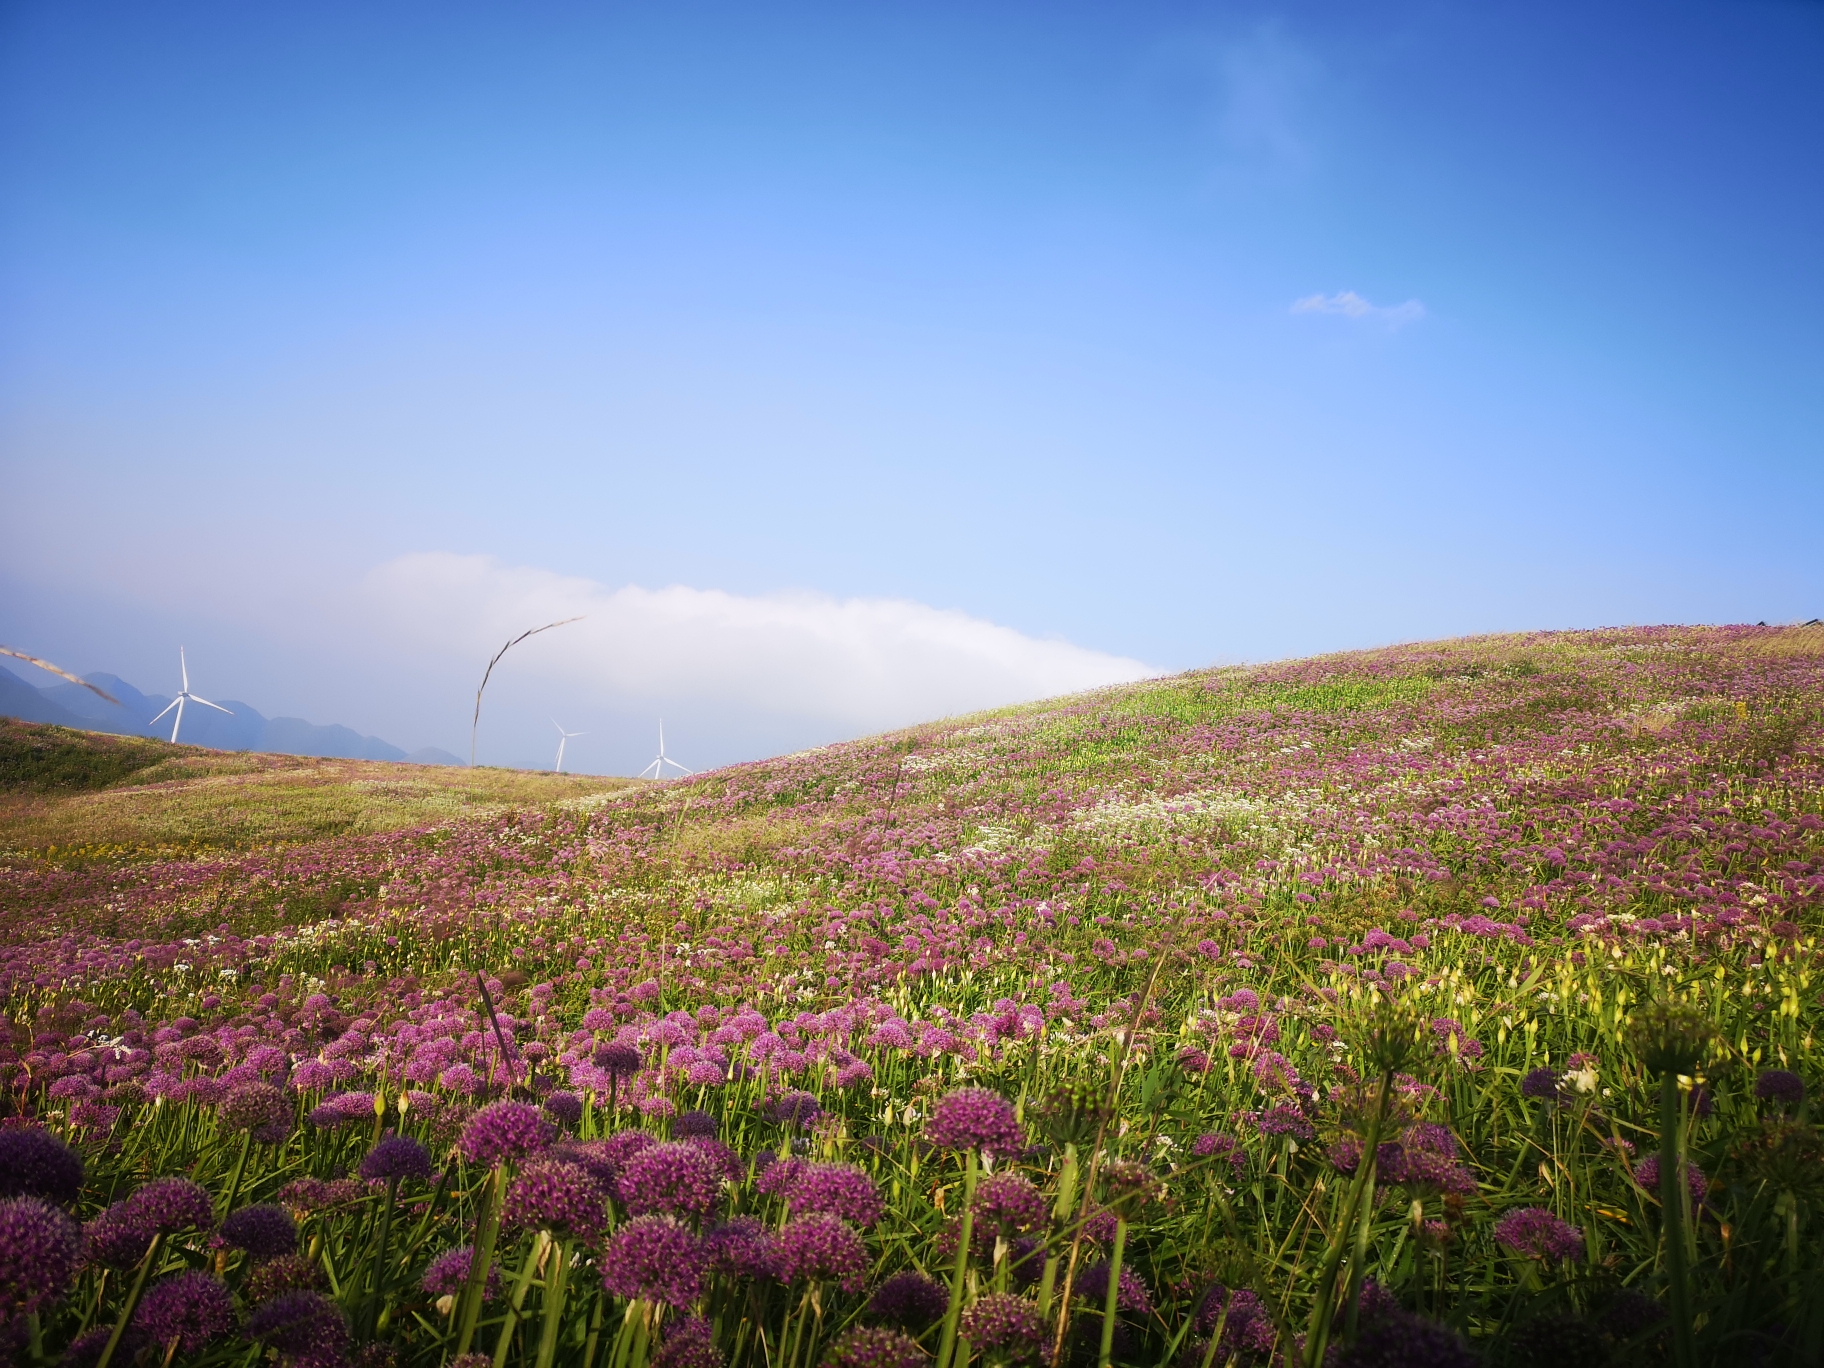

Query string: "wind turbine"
[[148, 648, 233, 743], [638, 721, 694, 779], [552, 720, 586, 774]]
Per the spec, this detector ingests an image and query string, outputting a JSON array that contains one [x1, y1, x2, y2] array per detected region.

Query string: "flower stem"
[[1659, 1073, 1696, 1368], [94, 1233, 162, 1368], [1097, 1217, 1127, 1368], [937, 1148, 980, 1368], [454, 1167, 504, 1358]]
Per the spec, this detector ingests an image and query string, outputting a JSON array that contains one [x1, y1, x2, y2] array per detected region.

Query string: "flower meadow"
[[1, 624, 1822, 1368]]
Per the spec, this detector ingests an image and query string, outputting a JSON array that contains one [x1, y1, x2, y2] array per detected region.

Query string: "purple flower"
[[1520, 1068, 1561, 1101], [61, 1325, 140, 1368], [131, 1177, 216, 1235], [0, 1196, 81, 1318], [1755, 1069, 1805, 1108], [243, 1253, 326, 1305], [960, 1293, 1044, 1360], [783, 1163, 883, 1227], [596, 1043, 644, 1078], [85, 1202, 157, 1269], [244, 1290, 349, 1364], [617, 1141, 725, 1221], [599, 1216, 703, 1306], [674, 1109, 719, 1139], [1194, 1286, 1275, 1356], [460, 1101, 553, 1168], [135, 1270, 235, 1353], [220, 1203, 298, 1262], [220, 1081, 291, 1134], [420, 1245, 502, 1302], [703, 1216, 775, 1280], [827, 1326, 929, 1368], [0, 1127, 84, 1206], [771, 1213, 868, 1292], [360, 1135, 434, 1185], [653, 1315, 724, 1368], [1332, 1309, 1475, 1368], [971, 1173, 1047, 1235], [1494, 1207, 1585, 1262], [761, 1090, 823, 1128], [1191, 1133, 1247, 1176], [924, 1087, 1024, 1156], [544, 1091, 585, 1128], [1074, 1261, 1152, 1314], [867, 1270, 949, 1327], [504, 1160, 609, 1245], [1634, 1156, 1708, 1207]]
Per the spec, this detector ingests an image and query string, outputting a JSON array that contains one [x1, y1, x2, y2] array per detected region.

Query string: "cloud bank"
[[364, 553, 1156, 736], [1291, 291, 1425, 328]]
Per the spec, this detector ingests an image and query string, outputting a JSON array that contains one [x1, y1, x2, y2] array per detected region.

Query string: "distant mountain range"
[[0, 664, 463, 766]]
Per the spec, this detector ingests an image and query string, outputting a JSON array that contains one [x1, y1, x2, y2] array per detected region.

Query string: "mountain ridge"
[[0, 663, 462, 765]]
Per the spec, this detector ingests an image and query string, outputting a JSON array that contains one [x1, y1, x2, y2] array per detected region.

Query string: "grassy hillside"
[[2, 624, 1821, 1366], [0, 716, 637, 862]]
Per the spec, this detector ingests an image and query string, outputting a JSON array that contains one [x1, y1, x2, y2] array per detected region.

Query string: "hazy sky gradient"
[[3, 1, 1820, 772]]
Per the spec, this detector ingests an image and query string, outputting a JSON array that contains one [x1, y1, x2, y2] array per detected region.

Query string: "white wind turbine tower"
[[638, 721, 694, 780], [148, 647, 233, 743], [552, 720, 586, 774]]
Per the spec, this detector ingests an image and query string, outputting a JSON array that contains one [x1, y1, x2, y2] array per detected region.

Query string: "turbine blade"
[[189, 695, 234, 715], [149, 699, 179, 724], [180, 647, 189, 692], [171, 696, 186, 744]]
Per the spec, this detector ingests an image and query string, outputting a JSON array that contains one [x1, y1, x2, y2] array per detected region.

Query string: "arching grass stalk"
[[453, 1167, 506, 1358], [361, 1174, 402, 1341], [219, 1129, 253, 1217], [1036, 1143, 1078, 1319], [93, 1233, 162, 1368], [1097, 1217, 1127, 1368], [1303, 1070, 1392, 1368], [494, 1230, 551, 1367], [937, 1149, 980, 1368]]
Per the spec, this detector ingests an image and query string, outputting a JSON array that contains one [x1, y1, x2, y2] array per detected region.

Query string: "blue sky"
[[3, 1, 1820, 773]]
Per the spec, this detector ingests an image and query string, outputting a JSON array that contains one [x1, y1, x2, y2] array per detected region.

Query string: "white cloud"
[[1291, 291, 1426, 328], [363, 553, 1155, 733]]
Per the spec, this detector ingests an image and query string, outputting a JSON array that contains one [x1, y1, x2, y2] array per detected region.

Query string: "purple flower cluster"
[[616, 1141, 725, 1221], [771, 1212, 869, 1292], [960, 1293, 1044, 1360], [1194, 1285, 1275, 1357], [245, 1289, 349, 1365], [0, 1128, 84, 1206], [924, 1087, 1024, 1156], [135, 1271, 235, 1353], [503, 1160, 610, 1244], [360, 1134, 434, 1184], [420, 1245, 502, 1302], [971, 1172, 1047, 1234], [827, 1326, 929, 1368], [1075, 1261, 1153, 1314], [867, 1270, 949, 1327], [599, 1216, 704, 1305], [1755, 1069, 1805, 1107], [1494, 1207, 1585, 1262], [220, 1203, 298, 1262], [460, 1100, 552, 1167], [0, 1196, 81, 1318], [653, 1315, 724, 1368], [774, 1162, 883, 1227], [1634, 1156, 1708, 1207]]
